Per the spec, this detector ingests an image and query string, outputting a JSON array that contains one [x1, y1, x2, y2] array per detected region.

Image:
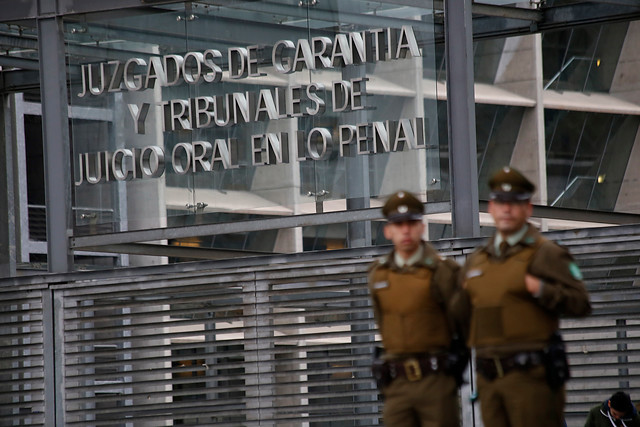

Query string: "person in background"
[[584, 391, 640, 427], [585, 391, 640, 427], [368, 190, 466, 427], [452, 166, 591, 427]]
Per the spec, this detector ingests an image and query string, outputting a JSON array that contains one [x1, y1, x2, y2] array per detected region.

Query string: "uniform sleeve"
[[431, 257, 460, 304], [432, 257, 469, 341], [367, 265, 383, 329], [529, 240, 591, 317], [448, 257, 474, 342]]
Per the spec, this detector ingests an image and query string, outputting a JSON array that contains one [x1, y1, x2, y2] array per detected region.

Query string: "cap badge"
[[398, 191, 405, 198], [398, 205, 408, 213], [501, 183, 512, 192]]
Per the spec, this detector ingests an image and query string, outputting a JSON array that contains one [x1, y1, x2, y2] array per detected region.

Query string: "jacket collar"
[[379, 241, 440, 270], [485, 223, 541, 258]]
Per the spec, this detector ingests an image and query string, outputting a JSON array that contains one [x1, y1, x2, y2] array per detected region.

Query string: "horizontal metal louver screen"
[[0, 290, 46, 426], [2, 224, 640, 426], [552, 227, 640, 426], [60, 266, 380, 426]]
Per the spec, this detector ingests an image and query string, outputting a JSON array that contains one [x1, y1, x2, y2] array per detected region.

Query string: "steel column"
[[0, 95, 17, 277], [444, 0, 480, 238], [37, 0, 73, 272], [43, 288, 66, 426]]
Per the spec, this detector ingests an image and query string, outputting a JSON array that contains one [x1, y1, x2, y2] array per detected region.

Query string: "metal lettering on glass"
[[74, 26, 425, 185]]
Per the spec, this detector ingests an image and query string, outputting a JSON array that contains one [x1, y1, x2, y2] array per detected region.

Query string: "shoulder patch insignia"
[[373, 281, 389, 290], [425, 257, 434, 267], [373, 254, 389, 266], [569, 262, 583, 280], [524, 236, 536, 244]]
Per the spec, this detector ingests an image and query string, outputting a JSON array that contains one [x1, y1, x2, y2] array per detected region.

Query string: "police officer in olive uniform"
[[452, 166, 591, 427], [368, 190, 463, 427]]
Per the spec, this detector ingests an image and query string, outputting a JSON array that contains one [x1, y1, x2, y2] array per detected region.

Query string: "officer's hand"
[[525, 274, 542, 296]]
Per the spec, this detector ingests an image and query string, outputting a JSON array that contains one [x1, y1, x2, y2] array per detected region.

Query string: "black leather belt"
[[386, 353, 449, 382], [476, 351, 544, 381]]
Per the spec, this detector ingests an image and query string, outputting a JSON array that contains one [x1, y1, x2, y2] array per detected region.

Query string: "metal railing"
[[2, 224, 640, 426]]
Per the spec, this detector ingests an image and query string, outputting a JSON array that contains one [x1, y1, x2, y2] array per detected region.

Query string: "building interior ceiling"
[[0, 0, 638, 92]]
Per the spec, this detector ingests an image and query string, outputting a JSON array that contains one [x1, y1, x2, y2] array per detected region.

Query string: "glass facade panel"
[[474, 38, 507, 85], [436, 101, 524, 201], [542, 22, 628, 92], [476, 104, 525, 199], [67, 1, 442, 248], [545, 110, 639, 210], [5, 1, 640, 276]]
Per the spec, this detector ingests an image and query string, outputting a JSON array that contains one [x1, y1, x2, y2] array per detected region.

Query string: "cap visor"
[[490, 191, 531, 202], [387, 212, 423, 223]]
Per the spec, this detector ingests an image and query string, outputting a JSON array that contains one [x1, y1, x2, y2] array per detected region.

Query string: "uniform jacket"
[[451, 224, 591, 357], [584, 401, 640, 427], [368, 242, 460, 357]]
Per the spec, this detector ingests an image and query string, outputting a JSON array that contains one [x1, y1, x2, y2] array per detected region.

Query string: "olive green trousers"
[[476, 364, 565, 427], [383, 372, 460, 427]]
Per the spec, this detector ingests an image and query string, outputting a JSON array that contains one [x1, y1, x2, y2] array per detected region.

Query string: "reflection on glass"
[[67, 0, 442, 256], [545, 110, 639, 210], [474, 38, 507, 85], [435, 102, 523, 201], [542, 22, 627, 93], [476, 105, 524, 199]]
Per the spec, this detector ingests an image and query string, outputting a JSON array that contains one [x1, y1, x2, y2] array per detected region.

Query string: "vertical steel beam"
[[616, 318, 630, 389], [43, 289, 66, 426], [0, 95, 17, 277], [37, 0, 73, 272], [444, 0, 480, 238]]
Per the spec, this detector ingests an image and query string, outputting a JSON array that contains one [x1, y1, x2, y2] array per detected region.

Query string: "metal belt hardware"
[[375, 353, 446, 386], [430, 355, 438, 371], [493, 356, 505, 378], [389, 362, 397, 379], [515, 351, 535, 366], [404, 358, 422, 381]]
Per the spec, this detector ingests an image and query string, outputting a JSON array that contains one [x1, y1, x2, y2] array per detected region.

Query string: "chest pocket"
[[465, 247, 557, 347], [373, 268, 450, 354]]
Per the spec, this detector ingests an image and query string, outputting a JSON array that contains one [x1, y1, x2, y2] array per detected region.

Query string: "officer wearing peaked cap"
[[488, 166, 536, 202], [381, 190, 425, 222], [451, 166, 592, 427], [368, 190, 466, 427]]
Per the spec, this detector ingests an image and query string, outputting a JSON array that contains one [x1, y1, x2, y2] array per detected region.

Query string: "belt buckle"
[[404, 358, 422, 381]]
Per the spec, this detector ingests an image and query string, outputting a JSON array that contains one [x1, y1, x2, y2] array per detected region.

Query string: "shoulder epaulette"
[[368, 253, 390, 272]]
